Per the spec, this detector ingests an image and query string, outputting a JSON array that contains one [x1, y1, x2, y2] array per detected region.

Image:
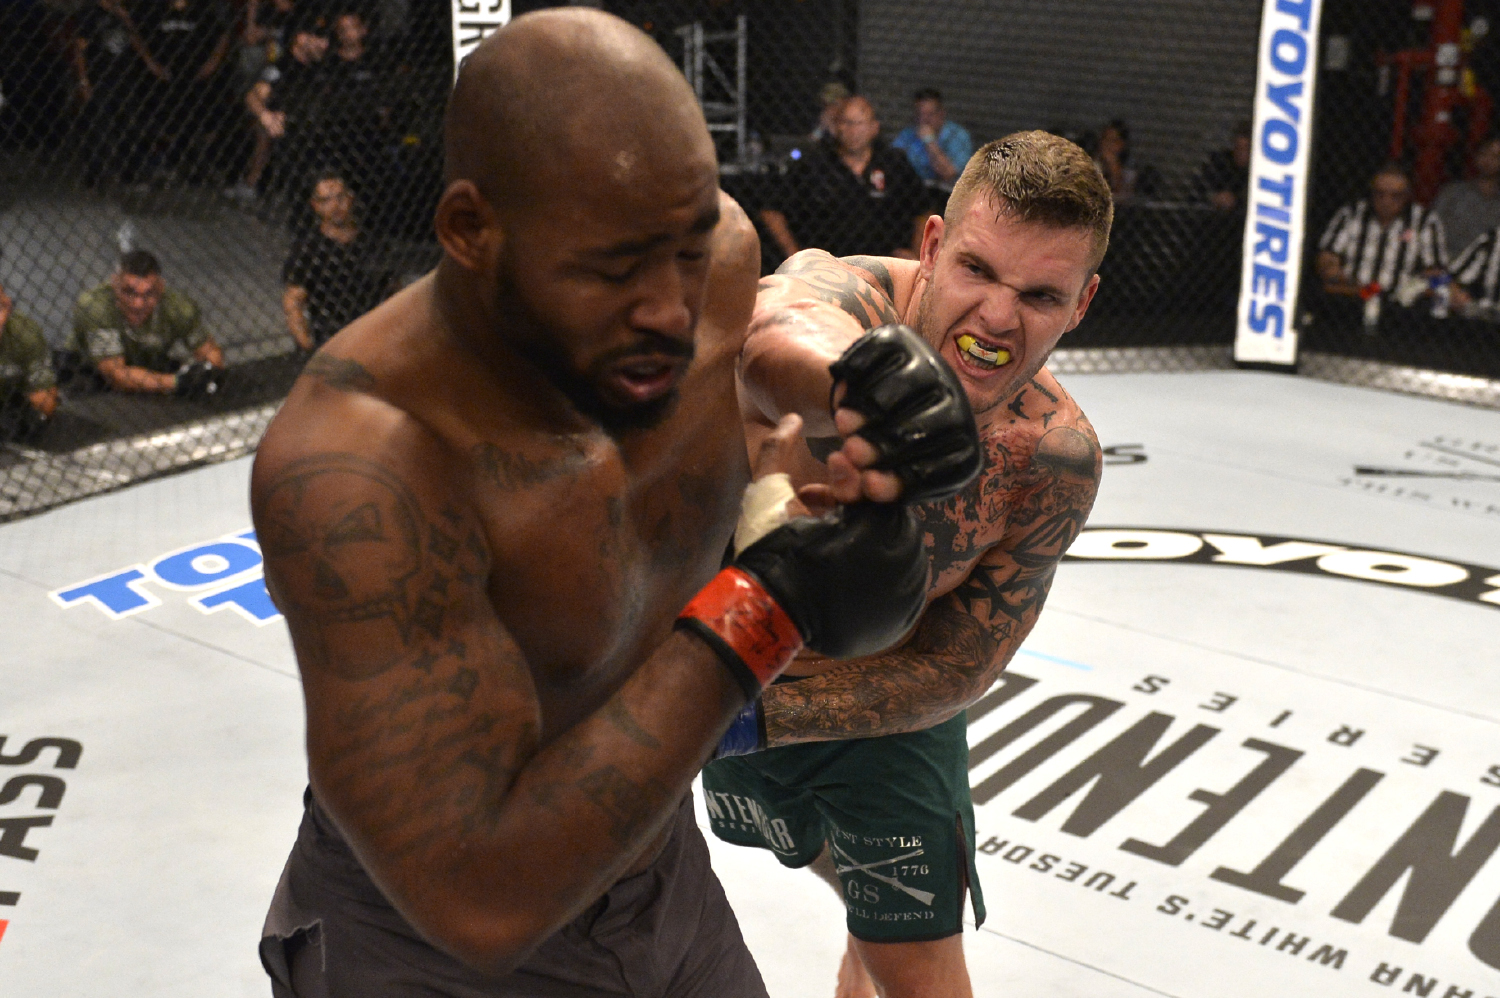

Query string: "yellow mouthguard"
[[957, 334, 1010, 367]]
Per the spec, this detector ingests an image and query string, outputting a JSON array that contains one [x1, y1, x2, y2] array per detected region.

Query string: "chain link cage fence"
[[1301, 0, 1500, 388], [1, 0, 1496, 523]]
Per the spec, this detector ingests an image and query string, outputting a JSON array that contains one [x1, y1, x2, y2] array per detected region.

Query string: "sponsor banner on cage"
[[451, 0, 511, 77], [1235, 0, 1326, 367], [966, 646, 1500, 998]]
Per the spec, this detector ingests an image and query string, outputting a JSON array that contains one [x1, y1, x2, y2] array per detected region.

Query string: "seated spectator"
[[809, 81, 849, 143], [0, 279, 58, 442], [1093, 119, 1158, 203], [70, 250, 226, 398], [891, 87, 973, 187], [760, 95, 928, 262], [240, 13, 329, 199], [281, 172, 394, 350], [1444, 223, 1500, 319], [1432, 134, 1500, 259], [1193, 119, 1252, 212], [1317, 164, 1446, 298], [1315, 164, 1447, 337]]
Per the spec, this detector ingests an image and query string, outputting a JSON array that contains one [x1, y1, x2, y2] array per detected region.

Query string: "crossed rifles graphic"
[[830, 841, 936, 906]]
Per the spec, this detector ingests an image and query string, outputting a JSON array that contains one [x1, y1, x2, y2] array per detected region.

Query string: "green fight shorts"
[[701, 712, 985, 943]]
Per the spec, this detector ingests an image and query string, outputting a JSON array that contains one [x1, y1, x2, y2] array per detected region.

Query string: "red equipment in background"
[[1379, 0, 1494, 203]]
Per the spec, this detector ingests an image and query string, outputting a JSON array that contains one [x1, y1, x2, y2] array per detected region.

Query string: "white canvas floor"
[[3, 370, 1499, 997]]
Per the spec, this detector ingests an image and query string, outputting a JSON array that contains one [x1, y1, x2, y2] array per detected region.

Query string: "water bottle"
[[1430, 273, 1452, 319], [1361, 283, 1382, 334]]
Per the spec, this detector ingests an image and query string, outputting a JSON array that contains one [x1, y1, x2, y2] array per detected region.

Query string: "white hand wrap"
[[733, 472, 797, 556]]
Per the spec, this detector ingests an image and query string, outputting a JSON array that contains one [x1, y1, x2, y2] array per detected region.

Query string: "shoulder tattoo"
[[776, 251, 900, 329], [303, 353, 376, 392]]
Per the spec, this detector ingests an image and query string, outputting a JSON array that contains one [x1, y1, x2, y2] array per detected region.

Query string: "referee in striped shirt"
[[1448, 227, 1500, 319], [1316, 164, 1446, 332]]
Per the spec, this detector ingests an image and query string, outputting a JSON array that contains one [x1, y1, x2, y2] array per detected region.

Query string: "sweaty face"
[[915, 197, 1099, 415], [112, 273, 164, 328], [493, 149, 720, 435]]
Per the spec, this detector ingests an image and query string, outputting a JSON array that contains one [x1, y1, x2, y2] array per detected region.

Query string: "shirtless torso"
[[255, 187, 757, 878]]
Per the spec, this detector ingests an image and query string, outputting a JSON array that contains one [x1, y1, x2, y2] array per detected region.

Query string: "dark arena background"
[[2, 2, 1500, 996]]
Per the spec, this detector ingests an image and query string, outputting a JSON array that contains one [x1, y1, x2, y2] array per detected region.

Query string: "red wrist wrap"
[[676, 567, 804, 693]]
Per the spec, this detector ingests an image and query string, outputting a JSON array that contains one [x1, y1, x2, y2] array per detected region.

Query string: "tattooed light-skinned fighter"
[[249, 10, 978, 997], [705, 130, 1113, 998]]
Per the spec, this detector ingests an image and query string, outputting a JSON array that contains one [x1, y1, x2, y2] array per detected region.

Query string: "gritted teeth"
[[957, 334, 1011, 367]]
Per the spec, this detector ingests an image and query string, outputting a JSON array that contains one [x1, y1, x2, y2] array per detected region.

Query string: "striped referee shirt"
[[1449, 227, 1500, 307], [1318, 200, 1447, 290]]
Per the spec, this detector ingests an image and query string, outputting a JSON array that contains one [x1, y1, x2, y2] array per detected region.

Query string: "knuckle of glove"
[[176, 361, 225, 400], [735, 503, 926, 659], [829, 324, 982, 505]]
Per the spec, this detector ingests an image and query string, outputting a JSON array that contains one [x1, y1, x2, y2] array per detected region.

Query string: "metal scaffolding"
[[676, 15, 748, 165]]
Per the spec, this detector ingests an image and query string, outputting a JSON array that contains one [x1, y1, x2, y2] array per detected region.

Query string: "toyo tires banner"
[[1235, 0, 1325, 367]]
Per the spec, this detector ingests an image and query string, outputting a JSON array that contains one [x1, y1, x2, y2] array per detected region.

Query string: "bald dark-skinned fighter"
[[251, 10, 978, 997]]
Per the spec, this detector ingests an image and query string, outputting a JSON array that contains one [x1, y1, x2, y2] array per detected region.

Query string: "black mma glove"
[[829, 324, 982, 503], [735, 501, 926, 659], [0, 397, 50, 443], [677, 501, 927, 702], [175, 360, 226, 401]]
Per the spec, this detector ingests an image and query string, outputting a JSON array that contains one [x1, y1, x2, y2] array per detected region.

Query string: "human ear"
[[434, 180, 503, 272], [918, 215, 945, 279], [1066, 274, 1101, 332]]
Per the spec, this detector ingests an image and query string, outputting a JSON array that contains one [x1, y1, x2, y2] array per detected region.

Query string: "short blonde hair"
[[945, 130, 1114, 272]]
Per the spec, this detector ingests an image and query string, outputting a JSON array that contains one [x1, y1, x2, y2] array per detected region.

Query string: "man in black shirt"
[[761, 96, 928, 263], [281, 172, 392, 349], [317, 4, 393, 200], [243, 13, 329, 196], [71, 0, 148, 187], [1193, 119, 1252, 213], [133, 0, 237, 182]]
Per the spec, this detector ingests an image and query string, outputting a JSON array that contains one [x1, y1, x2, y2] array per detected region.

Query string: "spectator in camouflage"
[[68, 250, 225, 397], [0, 277, 58, 442]]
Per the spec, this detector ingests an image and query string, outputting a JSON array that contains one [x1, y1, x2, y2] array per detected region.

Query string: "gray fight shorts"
[[261, 789, 768, 998]]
